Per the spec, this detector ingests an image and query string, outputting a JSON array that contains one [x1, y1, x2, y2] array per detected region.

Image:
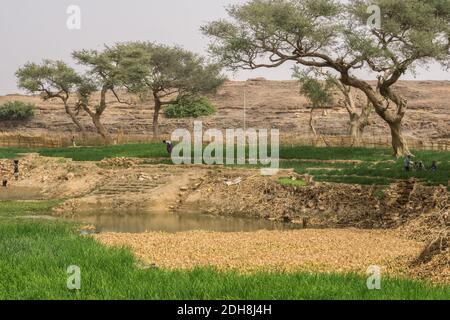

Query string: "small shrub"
[[0, 101, 35, 121], [164, 95, 216, 118]]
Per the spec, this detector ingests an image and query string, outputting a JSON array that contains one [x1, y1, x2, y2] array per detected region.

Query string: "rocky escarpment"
[[1, 80, 449, 140]]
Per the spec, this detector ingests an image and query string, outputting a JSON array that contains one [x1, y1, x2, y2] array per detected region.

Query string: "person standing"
[[431, 161, 438, 172], [13, 160, 19, 180], [404, 155, 412, 172], [163, 140, 174, 155]]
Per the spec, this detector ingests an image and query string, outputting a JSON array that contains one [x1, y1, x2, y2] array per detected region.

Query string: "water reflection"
[[71, 212, 300, 233]]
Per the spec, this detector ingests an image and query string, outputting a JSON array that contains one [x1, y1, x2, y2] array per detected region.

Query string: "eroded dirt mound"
[[52, 164, 206, 216], [1, 154, 104, 198], [187, 170, 448, 230]]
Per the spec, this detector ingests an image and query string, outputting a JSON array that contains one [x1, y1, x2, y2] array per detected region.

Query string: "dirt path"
[[95, 229, 423, 276]]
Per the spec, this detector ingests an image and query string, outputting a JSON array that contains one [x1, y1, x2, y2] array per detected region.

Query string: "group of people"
[[404, 155, 438, 172]]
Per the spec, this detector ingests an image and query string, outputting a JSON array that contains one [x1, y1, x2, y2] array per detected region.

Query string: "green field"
[[0, 201, 449, 300], [1, 144, 448, 188]]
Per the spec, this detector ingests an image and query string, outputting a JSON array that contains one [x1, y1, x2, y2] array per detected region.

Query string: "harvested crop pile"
[[95, 229, 423, 275]]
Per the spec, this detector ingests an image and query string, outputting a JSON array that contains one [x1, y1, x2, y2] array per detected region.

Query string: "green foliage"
[[202, 0, 449, 78], [349, 0, 450, 67], [164, 95, 216, 118], [0, 200, 61, 217], [294, 69, 337, 109], [108, 42, 226, 99], [0, 101, 35, 121], [280, 147, 449, 187], [278, 178, 308, 187], [202, 0, 342, 71], [16, 60, 84, 100]]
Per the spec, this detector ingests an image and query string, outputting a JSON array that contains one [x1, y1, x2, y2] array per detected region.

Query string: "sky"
[[0, 0, 448, 95]]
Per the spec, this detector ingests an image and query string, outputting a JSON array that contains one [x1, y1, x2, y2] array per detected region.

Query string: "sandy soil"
[[94, 229, 423, 276]]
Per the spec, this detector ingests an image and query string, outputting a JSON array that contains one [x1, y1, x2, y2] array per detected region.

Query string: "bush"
[[164, 95, 216, 118], [0, 101, 35, 121]]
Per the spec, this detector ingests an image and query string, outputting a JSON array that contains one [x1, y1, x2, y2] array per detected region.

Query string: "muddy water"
[[71, 212, 300, 233], [0, 186, 43, 200]]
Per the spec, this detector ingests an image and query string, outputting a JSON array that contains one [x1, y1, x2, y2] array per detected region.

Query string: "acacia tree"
[[295, 70, 334, 137], [72, 46, 133, 143], [16, 60, 87, 135], [202, 0, 450, 157], [333, 81, 372, 143], [295, 69, 372, 144], [111, 42, 226, 137]]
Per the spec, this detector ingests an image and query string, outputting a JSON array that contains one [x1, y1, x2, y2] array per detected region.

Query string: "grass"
[[283, 156, 449, 187], [278, 178, 308, 187], [0, 200, 60, 217], [0, 144, 168, 161], [1, 144, 449, 188], [279, 146, 396, 161], [0, 201, 450, 300]]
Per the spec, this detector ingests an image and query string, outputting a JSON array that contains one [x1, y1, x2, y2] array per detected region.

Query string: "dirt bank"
[[0, 154, 103, 199], [185, 168, 448, 229]]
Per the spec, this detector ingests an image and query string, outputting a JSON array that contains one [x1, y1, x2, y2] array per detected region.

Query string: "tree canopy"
[[16, 42, 225, 140], [16, 60, 87, 133], [202, 0, 450, 156], [110, 42, 226, 136]]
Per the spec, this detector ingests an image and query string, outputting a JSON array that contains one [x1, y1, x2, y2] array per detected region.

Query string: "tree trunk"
[[63, 101, 86, 135], [309, 108, 317, 137], [339, 72, 411, 157], [153, 97, 162, 138], [387, 120, 411, 158], [92, 114, 112, 144], [349, 114, 363, 145], [348, 102, 371, 146]]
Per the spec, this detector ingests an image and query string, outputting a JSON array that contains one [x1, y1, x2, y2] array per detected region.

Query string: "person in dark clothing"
[[404, 155, 412, 172], [2, 179, 7, 187], [431, 161, 438, 172], [163, 140, 174, 154], [415, 161, 425, 171], [13, 160, 19, 180]]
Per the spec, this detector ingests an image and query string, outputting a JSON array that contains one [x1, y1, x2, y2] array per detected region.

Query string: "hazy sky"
[[0, 0, 448, 95]]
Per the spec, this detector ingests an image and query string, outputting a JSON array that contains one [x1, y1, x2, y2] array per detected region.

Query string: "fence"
[[280, 134, 450, 151], [0, 132, 448, 151]]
